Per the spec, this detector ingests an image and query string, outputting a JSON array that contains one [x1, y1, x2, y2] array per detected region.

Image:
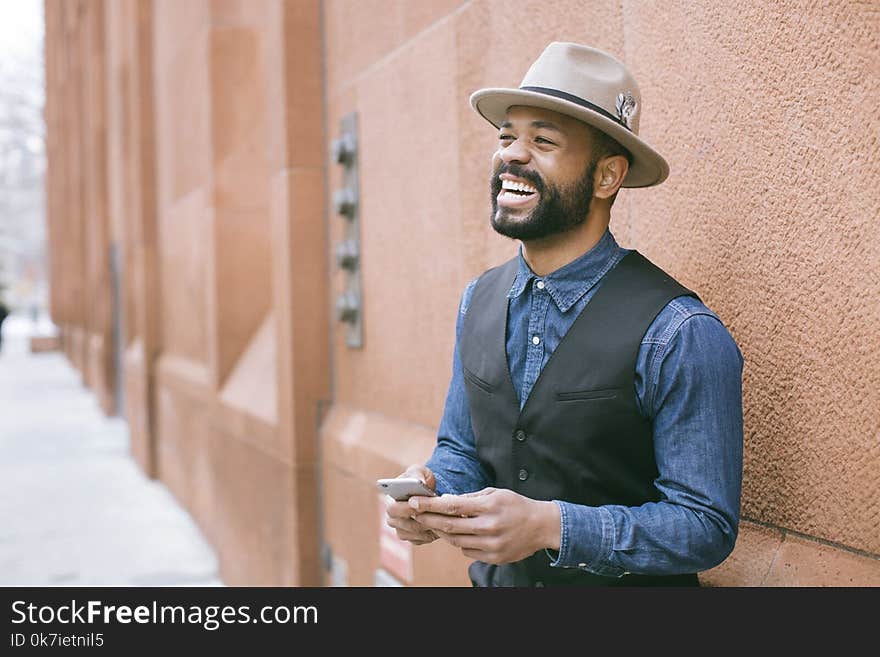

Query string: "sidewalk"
[[0, 314, 222, 586]]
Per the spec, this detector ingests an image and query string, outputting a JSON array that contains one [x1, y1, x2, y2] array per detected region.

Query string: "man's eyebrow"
[[498, 120, 563, 132], [530, 120, 562, 132]]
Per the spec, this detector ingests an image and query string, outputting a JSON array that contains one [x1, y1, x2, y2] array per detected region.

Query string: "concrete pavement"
[[0, 313, 222, 586]]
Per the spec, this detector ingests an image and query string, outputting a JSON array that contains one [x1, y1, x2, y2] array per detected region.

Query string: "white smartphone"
[[376, 477, 436, 501]]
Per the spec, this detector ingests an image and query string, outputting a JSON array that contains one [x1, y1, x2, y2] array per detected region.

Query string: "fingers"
[[461, 548, 500, 563], [433, 531, 494, 551], [391, 518, 437, 544], [408, 491, 488, 516], [401, 464, 436, 492], [385, 499, 416, 520], [431, 530, 503, 563], [459, 488, 496, 497], [385, 510, 437, 544], [385, 498, 437, 544], [413, 511, 485, 536]]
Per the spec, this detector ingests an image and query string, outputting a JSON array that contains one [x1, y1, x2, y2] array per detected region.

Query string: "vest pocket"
[[463, 367, 496, 393], [555, 388, 620, 402]]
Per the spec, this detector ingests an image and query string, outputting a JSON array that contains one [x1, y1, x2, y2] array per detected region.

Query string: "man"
[[385, 42, 744, 586], [0, 294, 9, 354]]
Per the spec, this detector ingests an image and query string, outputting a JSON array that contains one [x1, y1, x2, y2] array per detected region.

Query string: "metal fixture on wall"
[[331, 113, 363, 348]]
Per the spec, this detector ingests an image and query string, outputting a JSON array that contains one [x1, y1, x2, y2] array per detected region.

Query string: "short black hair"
[[585, 125, 631, 207], [587, 125, 632, 166]]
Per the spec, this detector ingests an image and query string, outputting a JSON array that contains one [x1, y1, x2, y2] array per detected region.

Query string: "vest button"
[[518, 468, 529, 481], [514, 430, 527, 442]]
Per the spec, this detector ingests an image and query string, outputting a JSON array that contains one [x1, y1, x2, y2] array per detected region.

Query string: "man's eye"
[[535, 137, 555, 145], [499, 134, 514, 141]]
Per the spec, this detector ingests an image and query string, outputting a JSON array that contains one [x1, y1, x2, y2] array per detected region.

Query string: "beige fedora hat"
[[470, 42, 668, 188]]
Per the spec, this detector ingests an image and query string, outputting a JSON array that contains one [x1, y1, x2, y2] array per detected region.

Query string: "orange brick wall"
[[318, 0, 880, 586], [45, 1, 880, 586]]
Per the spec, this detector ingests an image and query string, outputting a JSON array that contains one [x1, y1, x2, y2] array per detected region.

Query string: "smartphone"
[[376, 477, 436, 501]]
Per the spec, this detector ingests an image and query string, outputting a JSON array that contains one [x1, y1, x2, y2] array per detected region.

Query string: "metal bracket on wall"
[[331, 113, 363, 348]]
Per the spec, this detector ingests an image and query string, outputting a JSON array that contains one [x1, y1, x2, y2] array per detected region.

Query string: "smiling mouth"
[[497, 179, 539, 207]]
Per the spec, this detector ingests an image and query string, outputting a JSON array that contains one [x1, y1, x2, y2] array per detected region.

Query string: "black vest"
[[460, 250, 700, 587]]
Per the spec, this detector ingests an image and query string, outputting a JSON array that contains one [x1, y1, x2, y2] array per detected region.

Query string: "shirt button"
[[536, 280, 545, 290], [531, 335, 540, 345], [518, 468, 529, 481], [535, 581, 544, 587], [514, 430, 527, 442]]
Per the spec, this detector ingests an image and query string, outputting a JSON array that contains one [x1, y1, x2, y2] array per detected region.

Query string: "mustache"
[[491, 164, 545, 194]]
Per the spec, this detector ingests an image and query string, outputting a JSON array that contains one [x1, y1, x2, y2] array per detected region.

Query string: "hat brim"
[[470, 87, 669, 188]]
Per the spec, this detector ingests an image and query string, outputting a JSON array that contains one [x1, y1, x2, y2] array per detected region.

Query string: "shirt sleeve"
[[548, 308, 744, 576], [425, 280, 492, 496]]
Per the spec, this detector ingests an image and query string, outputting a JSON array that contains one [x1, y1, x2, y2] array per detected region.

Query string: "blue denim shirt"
[[426, 229, 744, 577]]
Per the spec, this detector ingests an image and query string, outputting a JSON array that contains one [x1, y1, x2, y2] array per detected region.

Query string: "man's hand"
[[383, 464, 438, 545], [408, 488, 561, 564]]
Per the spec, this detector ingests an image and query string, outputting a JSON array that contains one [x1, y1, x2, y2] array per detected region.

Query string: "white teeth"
[[501, 179, 537, 194]]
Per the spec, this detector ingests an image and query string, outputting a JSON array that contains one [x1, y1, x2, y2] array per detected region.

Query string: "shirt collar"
[[507, 229, 623, 313]]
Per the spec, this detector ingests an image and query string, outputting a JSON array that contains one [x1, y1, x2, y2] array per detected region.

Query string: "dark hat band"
[[519, 85, 632, 132]]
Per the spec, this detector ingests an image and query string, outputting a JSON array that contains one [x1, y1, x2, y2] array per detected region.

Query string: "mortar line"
[[760, 532, 784, 585], [742, 515, 880, 562]]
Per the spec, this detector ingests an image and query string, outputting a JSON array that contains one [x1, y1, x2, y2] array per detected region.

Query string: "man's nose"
[[500, 138, 531, 165]]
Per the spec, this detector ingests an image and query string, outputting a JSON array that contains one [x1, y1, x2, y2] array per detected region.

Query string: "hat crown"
[[519, 42, 642, 134], [468, 41, 668, 186]]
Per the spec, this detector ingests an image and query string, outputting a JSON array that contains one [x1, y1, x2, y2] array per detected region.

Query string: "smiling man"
[[385, 42, 744, 587]]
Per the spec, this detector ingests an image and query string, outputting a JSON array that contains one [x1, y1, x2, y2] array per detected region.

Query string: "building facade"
[[44, 0, 880, 586]]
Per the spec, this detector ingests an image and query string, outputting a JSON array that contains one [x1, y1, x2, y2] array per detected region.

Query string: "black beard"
[[490, 160, 596, 241]]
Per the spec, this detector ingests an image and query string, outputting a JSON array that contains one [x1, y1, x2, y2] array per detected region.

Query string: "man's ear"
[[593, 155, 629, 199]]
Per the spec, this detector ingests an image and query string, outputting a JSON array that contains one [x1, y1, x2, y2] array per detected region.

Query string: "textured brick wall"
[[321, 0, 880, 585], [44, 0, 116, 414], [616, 1, 879, 559], [47, 0, 330, 585], [46, 0, 879, 586]]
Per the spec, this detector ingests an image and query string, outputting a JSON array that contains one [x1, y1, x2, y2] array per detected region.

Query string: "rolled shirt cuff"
[[430, 469, 456, 497], [545, 501, 628, 578]]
